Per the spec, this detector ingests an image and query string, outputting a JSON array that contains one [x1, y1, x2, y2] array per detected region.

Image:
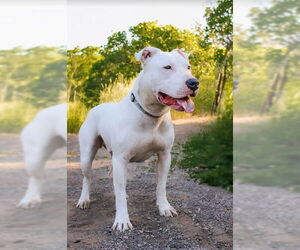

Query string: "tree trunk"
[[275, 62, 289, 102], [0, 84, 8, 102], [68, 82, 75, 102], [211, 71, 222, 114], [211, 63, 228, 114], [211, 43, 231, 115], [261, 48, 292, 113], [261, 72, 281, 113], [219, 65, 227, 104]]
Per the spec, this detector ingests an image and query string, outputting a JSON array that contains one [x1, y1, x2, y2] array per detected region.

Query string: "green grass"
[[67, 101, 88, 133], [180, 113, 233, 192], [0, 102, 38, 133], [234, 117, 300, 192]]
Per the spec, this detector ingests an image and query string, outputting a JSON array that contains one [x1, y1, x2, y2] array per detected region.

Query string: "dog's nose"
[[185, 78, 199, 91]]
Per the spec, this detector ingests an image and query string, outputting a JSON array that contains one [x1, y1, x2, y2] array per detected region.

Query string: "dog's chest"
[[129, 130, 170, 162]]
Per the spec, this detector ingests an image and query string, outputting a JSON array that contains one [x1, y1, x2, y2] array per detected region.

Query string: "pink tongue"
[[176, 99, 195, 112]]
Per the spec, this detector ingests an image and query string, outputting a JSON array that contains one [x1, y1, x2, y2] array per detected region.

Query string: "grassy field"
[[234, 117, 300, 192], [0, 102, 38, 133]]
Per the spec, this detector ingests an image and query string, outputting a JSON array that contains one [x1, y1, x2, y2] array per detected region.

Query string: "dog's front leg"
[[156, 150, 178, 217], [112, 156, 133, 231]]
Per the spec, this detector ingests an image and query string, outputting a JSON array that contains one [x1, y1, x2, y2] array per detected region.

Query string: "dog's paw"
[[157, 202, 178, 217], [17, 197, 41, 209], [112, 216, 133, 232], [76, 199, 90, 209]]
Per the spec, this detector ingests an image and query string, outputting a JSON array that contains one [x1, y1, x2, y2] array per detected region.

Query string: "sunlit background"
[[233, 0, 300, 248]]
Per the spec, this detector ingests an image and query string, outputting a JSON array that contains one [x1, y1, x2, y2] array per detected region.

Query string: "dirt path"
[[0, 135, 66, 250], [67, 117, 233, 249], [234, 182, 300, 249]]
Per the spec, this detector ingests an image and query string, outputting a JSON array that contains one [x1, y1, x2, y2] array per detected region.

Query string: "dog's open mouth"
[[158, 92, 195, 113]]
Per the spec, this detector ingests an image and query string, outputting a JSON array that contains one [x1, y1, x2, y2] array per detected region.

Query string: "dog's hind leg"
[[17, 154, 45, 208], [77, 122, 102, 209]]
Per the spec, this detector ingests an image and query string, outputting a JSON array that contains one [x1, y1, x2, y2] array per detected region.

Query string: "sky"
[[0, 0, 269, 50], [67, 2, 209, 49], [0, 3, 67, 49], [234, 0, 270, 29]]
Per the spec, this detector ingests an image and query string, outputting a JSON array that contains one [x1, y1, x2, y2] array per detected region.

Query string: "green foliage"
[[0, 102, 38, 133], [281, 80, 300, 120], [98, 82, 133, 104], [234, 0, 300, 191], [180, 99, 233, 191], [67, 22, 225, 132], [237, 0, 300, 115], [27, 59, 66, 107], [67, 101, 88, 133], [203, 0, 233, 114], [234, 25, 300, 115], [234, 115, 300, 192], [67, 46, 102, 102], [250, 0, 300, 48], [204, 0, 233, 49], [233, 32, 269, 114], [0, 47, 66, 133], [0, 47, 66, 106], [67, 22, 216, 112], [68, 81, 132, 133], [203, 0, 232, 67]]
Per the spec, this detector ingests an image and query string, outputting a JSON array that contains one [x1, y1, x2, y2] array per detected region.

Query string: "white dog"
[[18, 104, 67, 208], [77, 47, 199, 231]]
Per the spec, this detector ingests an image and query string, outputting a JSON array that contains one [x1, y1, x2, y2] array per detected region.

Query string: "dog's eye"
[[187, 65, 191, 70], [163, 65, 172, 70]]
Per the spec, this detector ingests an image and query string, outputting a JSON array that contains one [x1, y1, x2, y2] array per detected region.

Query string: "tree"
[[0, 47, 66, 107], [26, 59, 66, 107], [249, 0, 300, 113], [67, 46, 102, 102], [72, 21, 216, 108], [203, 0, 233, 114]]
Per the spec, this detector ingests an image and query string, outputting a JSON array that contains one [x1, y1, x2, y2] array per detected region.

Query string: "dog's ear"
[[172, 49, 190, 60], [135, 47, 161, 65]]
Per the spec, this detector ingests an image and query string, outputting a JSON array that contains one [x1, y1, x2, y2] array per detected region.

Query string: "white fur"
[[77, 47, 197, 231], [17, 104, 67, 208]]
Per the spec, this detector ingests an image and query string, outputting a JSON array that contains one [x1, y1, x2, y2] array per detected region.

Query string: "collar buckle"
[[130, 93, 135, 102]]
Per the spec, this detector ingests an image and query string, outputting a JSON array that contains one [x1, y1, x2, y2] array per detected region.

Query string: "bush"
[[98, 82, 132, 104], [67, 101, 88, 133], [180, 98, 233, 191], [68, 82, 132, 133], [0, 102, 38, 133]]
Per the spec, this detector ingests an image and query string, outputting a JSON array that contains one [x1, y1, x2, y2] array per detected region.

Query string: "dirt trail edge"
[[67, 117, 233, 250]]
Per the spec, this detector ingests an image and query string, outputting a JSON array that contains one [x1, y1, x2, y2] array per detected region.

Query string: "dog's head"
[[135, 47, 199, 113]]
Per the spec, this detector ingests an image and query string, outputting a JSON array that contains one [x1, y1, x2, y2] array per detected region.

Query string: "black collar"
[[130, 93, 161, 118]]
